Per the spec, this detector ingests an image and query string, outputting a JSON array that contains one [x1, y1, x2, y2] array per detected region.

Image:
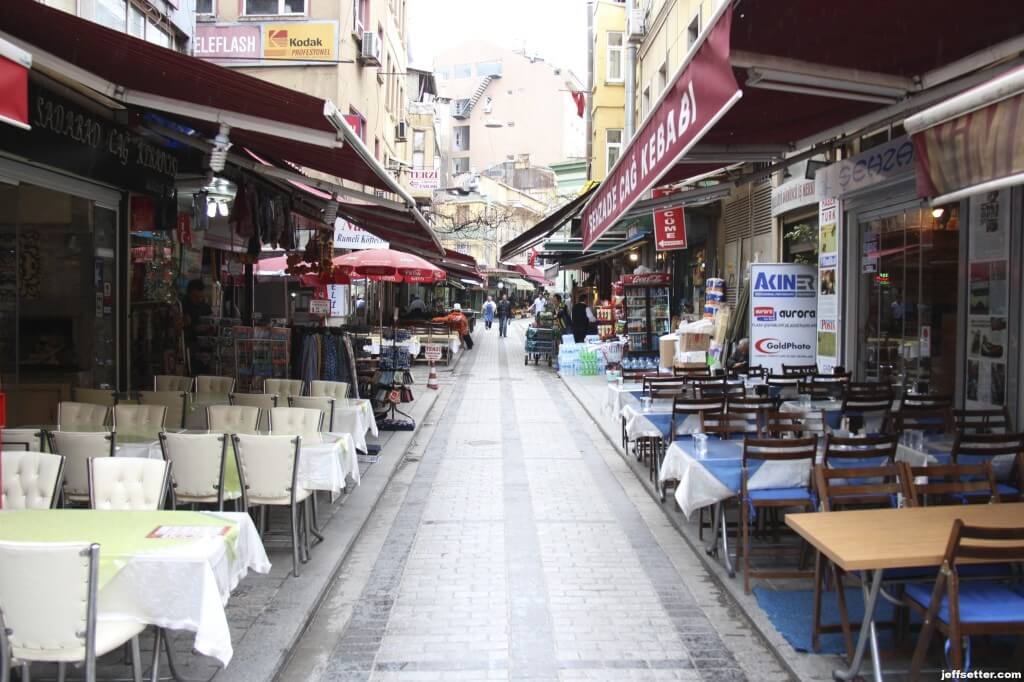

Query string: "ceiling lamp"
[[209, 123, 232, 173], [322, 193, 339, 227]]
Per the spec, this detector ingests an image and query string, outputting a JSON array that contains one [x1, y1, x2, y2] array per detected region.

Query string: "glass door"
[[856, 203, 960, 393]]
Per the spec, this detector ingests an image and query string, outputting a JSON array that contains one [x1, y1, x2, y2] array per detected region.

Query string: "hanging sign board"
[[308, 299, 330, 316], [333, 218, 389, 250], [424, 344, 443, 362], [653, 205, 688, 251], [749, 263, 817, 375], [816, 198, 841, 372]]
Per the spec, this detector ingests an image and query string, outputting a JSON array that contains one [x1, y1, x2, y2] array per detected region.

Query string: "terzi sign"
[[581, 6, 741, 250]]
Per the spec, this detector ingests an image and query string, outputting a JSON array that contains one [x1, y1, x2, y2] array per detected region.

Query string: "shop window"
[[196, 0, 215, 15], [436, 67, 451, 80], [476, 60, 503, 77], [145, 21, 172, 49], [353, 0, 370, 35], [606, 32, 624, 83], [453, 126, 470, 152], [782, 218, 819, 264], [606, 129, 622, 171], [348, 106, 367, 142], [658, 61, 668, 94], [128, 4, 145, 38], [42, 0, 77, 13], [87, 0, 127, 31], [243, 0, 305, 16], [687, 10, 701, 48], [453, 63, 473, 79], [641, 85, 651, 119], [452, 157, 470, 175]]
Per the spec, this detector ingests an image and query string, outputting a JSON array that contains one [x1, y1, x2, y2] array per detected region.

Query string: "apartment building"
[[589, 0, 627, 181], [38, 0, 192, 49], [194, 0, 411, 189], [433, 41, 586, 182], [405, 67, 444, 205]]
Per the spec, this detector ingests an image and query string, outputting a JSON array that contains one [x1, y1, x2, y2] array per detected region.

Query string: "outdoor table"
[[786, 503, 1024, 682], [780, 398, 844, 429], [0, 508, 270, 665], [604, 382, 644, 415], [331, 398, 378, 453]]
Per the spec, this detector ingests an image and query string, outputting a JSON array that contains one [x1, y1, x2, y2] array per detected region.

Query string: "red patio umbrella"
[[333, 249, 446, 284]]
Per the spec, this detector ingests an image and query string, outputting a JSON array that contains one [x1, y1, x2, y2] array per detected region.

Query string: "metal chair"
[[741, 436, 818, 593], [113, 404, 167, 439], [208, 404, 261, 436], [310, 380, 350, 400], [87, 457, 170, 510], [264, 378, 305, 400], [269, 407, 325, 436], [71, 388, 118, 407], [230, 393, 278, 431], [137, 391, 187, 430], [0, 542, 146, 682], [153, 375, 193, 392], [903, 521, 1024, 678], [289, 396, 336, 433], [196, 375, 236, 394], [46, 431, 115, 505], [0, 428, 45, 452], [57, 402, 110, 431], [1, 451, 65, 509], [159, 431, 241, 511]]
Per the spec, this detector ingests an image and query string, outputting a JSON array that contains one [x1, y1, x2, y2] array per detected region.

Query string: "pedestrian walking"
[[571, 295, 593, 343], [531, 292, 547, 324], [482, 295, 497, 330], [497, 294, 512, 338]]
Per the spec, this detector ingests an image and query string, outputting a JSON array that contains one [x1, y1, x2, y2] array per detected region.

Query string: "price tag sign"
[[309, 299, 330, 316], [424, 344, 443, 362]]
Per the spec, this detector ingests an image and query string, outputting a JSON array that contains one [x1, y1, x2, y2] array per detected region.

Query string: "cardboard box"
[[679, 332, 711, 353]]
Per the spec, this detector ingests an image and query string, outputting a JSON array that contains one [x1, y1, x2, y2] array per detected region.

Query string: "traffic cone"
[[427, 362, 439, 390]]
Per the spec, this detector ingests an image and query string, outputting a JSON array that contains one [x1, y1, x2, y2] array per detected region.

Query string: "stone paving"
[[283, 321, 792, 682]]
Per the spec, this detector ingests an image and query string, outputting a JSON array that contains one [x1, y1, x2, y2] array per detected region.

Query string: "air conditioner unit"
[[627, 8, 645, 42], [360, 31, 381, 65], [395, 121, 408, 141]]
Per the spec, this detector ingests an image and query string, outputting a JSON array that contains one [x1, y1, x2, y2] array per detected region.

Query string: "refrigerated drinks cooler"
[[621, 273, 671, 360]]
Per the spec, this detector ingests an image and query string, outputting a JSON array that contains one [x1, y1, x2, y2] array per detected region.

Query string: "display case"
[[620, 273, 671, 358], [596, 303, 616, 340]]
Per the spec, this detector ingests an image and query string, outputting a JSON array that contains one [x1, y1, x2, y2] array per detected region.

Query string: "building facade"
[[40, 0, 193, 49], [589, 0, 626, 182]]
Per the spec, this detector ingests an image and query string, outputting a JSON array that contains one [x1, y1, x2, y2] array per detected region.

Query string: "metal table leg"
[[833, 568, 884, 681]]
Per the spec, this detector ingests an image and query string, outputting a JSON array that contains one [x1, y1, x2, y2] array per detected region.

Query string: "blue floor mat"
[[753, 587, 897, 655]]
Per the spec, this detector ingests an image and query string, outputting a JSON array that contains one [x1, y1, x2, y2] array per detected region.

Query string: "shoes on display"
[[981, 336, 1004, 358], [991, 317, 1007, 331]]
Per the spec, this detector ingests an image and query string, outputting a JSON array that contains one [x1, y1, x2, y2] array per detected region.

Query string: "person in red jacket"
[[432, 303, 473, 350]]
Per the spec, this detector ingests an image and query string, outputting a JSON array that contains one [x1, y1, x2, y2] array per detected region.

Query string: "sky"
[[406, 0, 590, 80]]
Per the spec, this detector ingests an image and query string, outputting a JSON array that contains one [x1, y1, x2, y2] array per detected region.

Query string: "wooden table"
[[786, 503, 1024, 681]]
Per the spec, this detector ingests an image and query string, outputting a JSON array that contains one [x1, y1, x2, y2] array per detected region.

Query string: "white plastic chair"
[[1, 451, 65, 509], [1, 428, 45, 452], [137, 390, 187, 430], [72, 388, 117, 407], [208, 405, 261, 436], [113, 404, 167, 438], [196, 375, 236, 394], [232, 434, 311, 576], [288, 397, 335, 432], [0, 541, 145, 682], [154, 375, 193, 392], [57, 402, 110, 431], [310, 380, 349, 401], [87, 457, 170, 511], [264, 378, 305, 399], [46, 431, 115, 505], [230, 393, 277, 431], [159, 432, 240, 510], [269, 407, 324, 436]]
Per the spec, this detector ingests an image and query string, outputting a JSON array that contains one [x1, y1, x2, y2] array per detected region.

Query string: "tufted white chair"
[[158, 432, 240, 511], [87, 457, 170, 511], [113, 404, 167, 439], [310, 380, 349, 401], [269, 407, 324, 436], [232, 434, 310, 576], [46, 431, 115, 505], [288, 397, 335, 432], [137, 391, 187, 430], [1, 428, 46, 452], [207, 405, 261, 436], [0, 541, 146, 682], [264, 378, 305, 400], [230, 393, 277, 432], [57, 402, 111, 432], [71, 388, 117, 407], [1, 451, 65, 509], [154, 375, 193, 392], [196, 375, 236, 394]]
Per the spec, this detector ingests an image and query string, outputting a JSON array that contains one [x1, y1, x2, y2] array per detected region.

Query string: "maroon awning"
[[0, 37, 30, 130]]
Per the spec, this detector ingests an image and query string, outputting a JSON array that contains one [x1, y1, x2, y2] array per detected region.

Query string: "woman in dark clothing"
[[571, 296, 590, 343]]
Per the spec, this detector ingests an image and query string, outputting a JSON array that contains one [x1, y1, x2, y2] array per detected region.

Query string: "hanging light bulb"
[[207, 200, 218, 218], [931, 207, 945, 219], [218, 201, 229, 217], [209, 123, 232, 173], [322, 193, 339, 227]]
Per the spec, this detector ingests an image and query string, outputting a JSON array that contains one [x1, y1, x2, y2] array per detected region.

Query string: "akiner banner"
[[580, 5, 741, 250], [749, 263, 818, 375]]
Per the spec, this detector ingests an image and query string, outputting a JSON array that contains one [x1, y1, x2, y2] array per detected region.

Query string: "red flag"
[[570, 91, 585, 118]]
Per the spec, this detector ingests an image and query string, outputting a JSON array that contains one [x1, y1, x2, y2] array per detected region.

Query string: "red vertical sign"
[[653, 205, 687, 251]]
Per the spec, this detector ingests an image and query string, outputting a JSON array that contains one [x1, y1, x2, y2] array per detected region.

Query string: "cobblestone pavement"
[[282, 321, 792, 682]]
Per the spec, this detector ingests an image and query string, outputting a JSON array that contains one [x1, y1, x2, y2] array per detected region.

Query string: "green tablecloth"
[[0, 509, 240, 587]]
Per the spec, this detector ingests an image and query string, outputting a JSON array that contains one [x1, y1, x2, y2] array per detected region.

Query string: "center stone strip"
[[539, 375, 749, 681], [498, 337, 560, 681], [320, 346, 480, 681]]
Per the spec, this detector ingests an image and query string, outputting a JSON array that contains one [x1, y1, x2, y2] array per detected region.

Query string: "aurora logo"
[[755, 338, 813, 354]]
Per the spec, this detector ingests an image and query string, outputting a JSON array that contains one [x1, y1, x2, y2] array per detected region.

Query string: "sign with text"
[[262, 22, 337, 63], [815, 136, 914, 200], [308, 299, 330, 316], [410, 168, 439, 191], [749, 263, 817, 375], [333, 218, 388, 250], [424, 344, 443, 362], [653, 205, 688, 251], [580, 6, 740, 250], [194, 24, 260, 62], [771, 178, 817, 217], [621, 273, 671, 286], [816, 198, 841, 372]]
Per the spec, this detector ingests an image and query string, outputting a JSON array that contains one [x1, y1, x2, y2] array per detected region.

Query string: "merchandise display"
[[621, 273, 672, 358]]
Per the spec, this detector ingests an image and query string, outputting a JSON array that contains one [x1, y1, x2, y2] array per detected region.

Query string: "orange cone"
[[427, 362, 439, 390]]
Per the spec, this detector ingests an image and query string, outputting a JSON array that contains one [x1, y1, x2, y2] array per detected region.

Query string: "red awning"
[[511, 264, 552, 286], [0, 37, 30, 130], [582, 0, 1024, 249]]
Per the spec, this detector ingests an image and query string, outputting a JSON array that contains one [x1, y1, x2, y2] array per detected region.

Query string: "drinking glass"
[[641, 396, 653, 412], [694, 432, 708, 457]]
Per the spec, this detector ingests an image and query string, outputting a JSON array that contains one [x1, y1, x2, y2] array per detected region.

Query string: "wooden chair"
[[673, 366, 710, 379], [953, 407, 1012, 434], [840, 390, 894, 434], [844, 381, 890, 395], [904, 520, 1024, 679], [811, 462, 913, 653], [823, 433, 897, 468], [765, 410, 826, 438], [901, 393, 953, 409], [906, 462, 1000, 506], [766, 376, 801, 400], [700, 412, 760, 439], [741, 436, 818, 593], [642, 376, 687, 399], [894, 406, 954, 435], [694, 377, 745, 400], [663, 396, 726, 521], [781, 364, 817, 377], [728, 396, 778, 433], [951, 431, 1024, 500]]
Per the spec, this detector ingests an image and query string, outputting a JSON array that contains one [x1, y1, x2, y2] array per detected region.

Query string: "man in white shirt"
[[531, 293, 547, 323]]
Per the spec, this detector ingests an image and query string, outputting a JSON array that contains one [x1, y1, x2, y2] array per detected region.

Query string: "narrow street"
[[281, 321, 790, 682]]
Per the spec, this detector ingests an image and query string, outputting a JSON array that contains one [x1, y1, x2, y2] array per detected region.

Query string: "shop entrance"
[[853, 201, 960, 394]]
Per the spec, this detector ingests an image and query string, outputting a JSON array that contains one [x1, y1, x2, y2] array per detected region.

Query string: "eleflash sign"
[[749, 263, 818, 374]]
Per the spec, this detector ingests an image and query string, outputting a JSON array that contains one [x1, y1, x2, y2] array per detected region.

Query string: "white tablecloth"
[[331, 398, 378, 452], [604, 383, 644, 414], [620, 404, 700, 440], [97, 511, 269, 665]]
